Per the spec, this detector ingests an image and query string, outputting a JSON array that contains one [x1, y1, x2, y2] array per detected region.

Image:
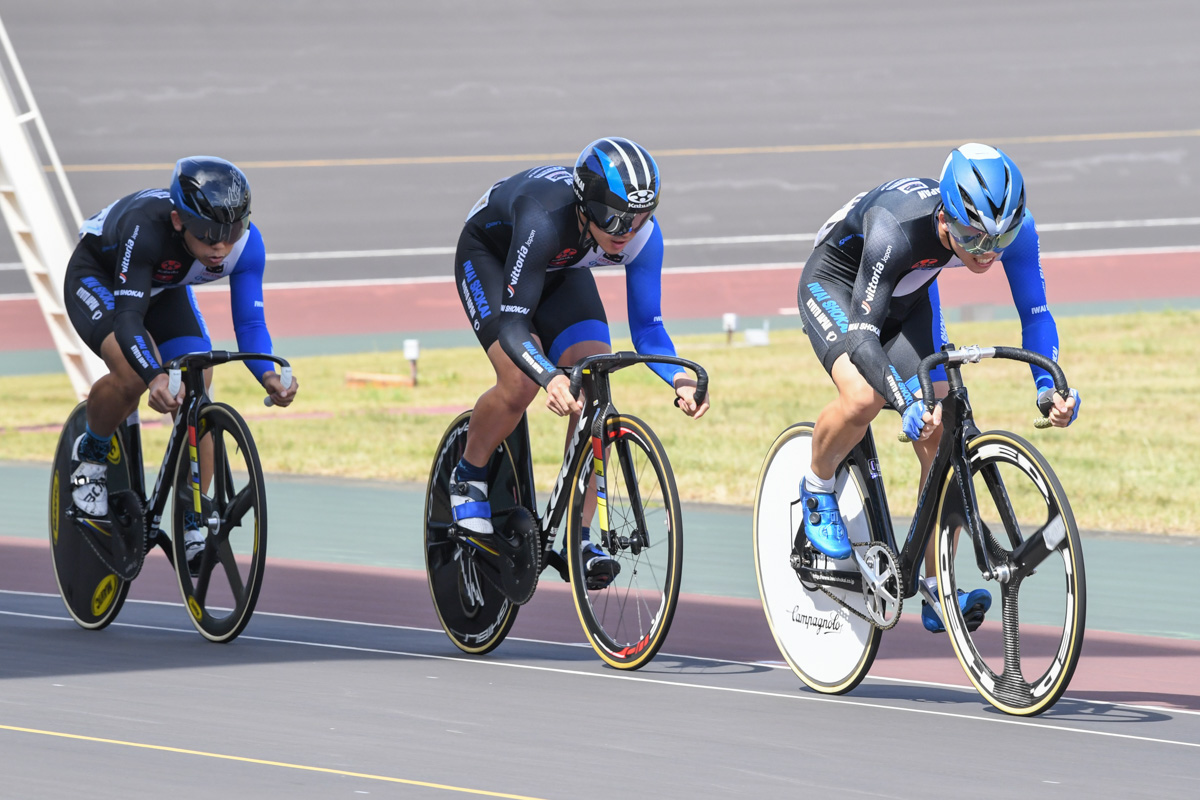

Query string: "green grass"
[[3, 310, 1198, 534]]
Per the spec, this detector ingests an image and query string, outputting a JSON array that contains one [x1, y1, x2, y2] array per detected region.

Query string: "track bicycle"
[[425, 351, 707, 670], [49, 351, 291, 643], [753, 344, 1085, 715]]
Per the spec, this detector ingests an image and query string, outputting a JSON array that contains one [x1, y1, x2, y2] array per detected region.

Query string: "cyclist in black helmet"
[[450, 137, 709, 587], [64, 156, 297, 573]]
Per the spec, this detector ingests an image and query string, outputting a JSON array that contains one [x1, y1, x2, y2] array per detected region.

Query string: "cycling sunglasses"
[[946, 216, 1022, 255], [586, 201, 651, 236], [182, 216, 248, 246]]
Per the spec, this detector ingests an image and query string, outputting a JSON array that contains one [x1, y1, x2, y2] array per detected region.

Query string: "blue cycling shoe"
[[921, 588, 992, 633], [799, 481, 851, 560]]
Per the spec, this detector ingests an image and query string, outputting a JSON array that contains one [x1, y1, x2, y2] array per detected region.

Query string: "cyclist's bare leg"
[[86, 334, 217, 487], [84, 333, 150, 436], [916, 380, 949, 576], [810, 354, 886, 481], [462, 339, 541, 468], [556, 339, 611, 524]]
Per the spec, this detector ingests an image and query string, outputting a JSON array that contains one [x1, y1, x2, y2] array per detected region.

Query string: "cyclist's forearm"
[[847, 336, 916, 411], [112, 309, 164, 384], [496, 323, 563, 388]]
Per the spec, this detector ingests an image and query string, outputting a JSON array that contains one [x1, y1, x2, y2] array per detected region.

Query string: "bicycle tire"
[[424, 411, 527, 655], [753, 423, 881, 693], [171, 402, 267, 643], [565, 414, 682, 670], [935, 430, 1086, 716], [48, 402, 132, 630]]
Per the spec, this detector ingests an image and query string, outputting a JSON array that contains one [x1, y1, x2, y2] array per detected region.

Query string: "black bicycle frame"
[[839, 344, 1069, 599], [122, 351, 289, 557], [535, 352, 708, 566]]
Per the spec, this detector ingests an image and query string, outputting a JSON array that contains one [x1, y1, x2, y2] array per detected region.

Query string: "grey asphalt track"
[[3, 2, 1200, 797], [3, 590, 1200, 800]]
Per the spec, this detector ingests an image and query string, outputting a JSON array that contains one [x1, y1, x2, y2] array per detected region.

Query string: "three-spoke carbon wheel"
[[172, 402, 267, 643], [936, 430, 1086, 715], [425, 411, 527, 655], [565, 414, 682, 670], [753, 423, 882, 694]]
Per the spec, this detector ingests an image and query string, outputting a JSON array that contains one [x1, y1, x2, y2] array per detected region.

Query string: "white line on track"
[[0, 240, 1197, 301], [2, 216, 1196, 273], [257, 216, 1200, 261], [4, 596, 1199, 747]]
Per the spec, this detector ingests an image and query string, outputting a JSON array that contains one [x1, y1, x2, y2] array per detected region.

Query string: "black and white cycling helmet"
[[572, 137, 660, 235]]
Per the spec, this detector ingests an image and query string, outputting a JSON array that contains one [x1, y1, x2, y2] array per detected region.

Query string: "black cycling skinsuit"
[[798, 176, 1059, 412], [798, 178, 954, 411], [64, 189, 273, 384], [454, 165, 682, 388]]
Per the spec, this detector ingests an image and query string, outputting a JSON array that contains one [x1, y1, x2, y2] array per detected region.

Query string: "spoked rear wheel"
[[753, 423, 882, 694], [424, 411, 527, 655], [48, 402, 132, 630], [172, 402, 267, 643], [936, 431, 1086, 715], [566, 414, 682, 670]]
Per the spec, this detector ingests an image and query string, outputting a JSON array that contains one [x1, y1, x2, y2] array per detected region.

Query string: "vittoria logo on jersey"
[[507, 229, 536, 297], [549, 248, 578, 267]]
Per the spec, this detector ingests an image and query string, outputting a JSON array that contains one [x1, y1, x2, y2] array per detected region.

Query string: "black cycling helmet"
[[573, 137, 660, 236], [169, 156, 251, 244]]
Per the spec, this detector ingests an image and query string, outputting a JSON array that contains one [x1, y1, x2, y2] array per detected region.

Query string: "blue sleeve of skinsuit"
[[624, 222, 684, 385], [925, 280, 948, 385], [228, 224, 275, 380], [1000, 213, 1059, 393]]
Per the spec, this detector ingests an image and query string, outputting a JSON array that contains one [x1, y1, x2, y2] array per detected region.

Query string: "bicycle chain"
[[72, 498, 147, 583], [812, 540, 903, 631]]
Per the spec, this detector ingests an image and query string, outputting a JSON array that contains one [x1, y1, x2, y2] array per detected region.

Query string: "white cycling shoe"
[[70, 434, 108, 517], [450, 467, 493, 536]]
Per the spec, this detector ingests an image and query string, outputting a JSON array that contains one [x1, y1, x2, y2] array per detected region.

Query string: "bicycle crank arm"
[[542, 548, 570, 582], [794, 565, 864, 593]]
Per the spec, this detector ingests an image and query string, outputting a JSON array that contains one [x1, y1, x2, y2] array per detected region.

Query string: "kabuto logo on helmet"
[[627, 188, 656, 208]]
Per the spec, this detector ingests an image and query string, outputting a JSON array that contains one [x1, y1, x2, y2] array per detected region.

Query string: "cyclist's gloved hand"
[[1037, 387, 1081, 427], [901, 401, 931, 440]]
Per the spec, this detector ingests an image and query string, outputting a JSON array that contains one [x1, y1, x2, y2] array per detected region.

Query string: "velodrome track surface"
[[3, 1, 1200, 796]]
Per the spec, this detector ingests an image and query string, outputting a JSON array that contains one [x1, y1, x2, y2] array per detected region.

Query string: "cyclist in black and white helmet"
[[448, 137, 709, 588]]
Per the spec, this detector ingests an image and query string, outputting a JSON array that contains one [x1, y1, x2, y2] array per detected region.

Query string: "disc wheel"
[[172, 402, 267, 643], [48, 402, 132, 630], [753, 423, 881, 694], [424, 411, 527, 655], [565, 414, 682, 670], [936, 430, 1086, 716]]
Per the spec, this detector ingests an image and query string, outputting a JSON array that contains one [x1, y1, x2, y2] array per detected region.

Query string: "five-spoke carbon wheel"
[[172, 403, 267, 643]]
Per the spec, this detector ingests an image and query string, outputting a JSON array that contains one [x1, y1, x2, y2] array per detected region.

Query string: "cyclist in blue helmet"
[[796, 143, 1079, 633], [63, 156, 297, 573], [448, 137, 709, 588]]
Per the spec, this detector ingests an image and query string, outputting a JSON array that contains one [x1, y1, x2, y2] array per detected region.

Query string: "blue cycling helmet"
[[170, 156, 251, 245], [939, 143, 1026, 253], [573, 137, 660, 235]]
